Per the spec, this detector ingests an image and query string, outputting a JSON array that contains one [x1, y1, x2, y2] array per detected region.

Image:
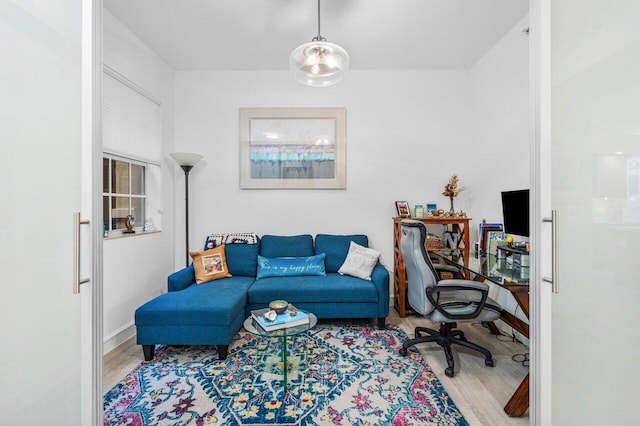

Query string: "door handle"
[[73, 212, 90, 294], [542, 210, 559, 293]]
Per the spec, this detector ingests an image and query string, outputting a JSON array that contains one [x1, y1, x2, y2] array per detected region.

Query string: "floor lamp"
[[170, 152, 203, 267]]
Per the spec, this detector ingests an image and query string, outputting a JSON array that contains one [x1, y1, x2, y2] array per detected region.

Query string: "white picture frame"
[[239, 107, 346, 189]]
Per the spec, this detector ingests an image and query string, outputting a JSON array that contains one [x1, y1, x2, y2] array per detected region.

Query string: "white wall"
[[174, 70, 473, 268], [102, 10, 176, 353], [470, 16, 531, 232], [174, 14, 530, 266]]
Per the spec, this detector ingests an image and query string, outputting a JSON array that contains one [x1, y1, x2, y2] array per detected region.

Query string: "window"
[[102, 65, 162, 236], [103, 156, 146, 232]]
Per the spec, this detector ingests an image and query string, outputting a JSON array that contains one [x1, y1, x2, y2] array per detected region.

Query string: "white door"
[[534, 0, 640, 423], [0, 1, 96, 424]]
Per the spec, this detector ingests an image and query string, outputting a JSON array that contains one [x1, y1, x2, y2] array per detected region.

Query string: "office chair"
[[399, 220, 502, 377]]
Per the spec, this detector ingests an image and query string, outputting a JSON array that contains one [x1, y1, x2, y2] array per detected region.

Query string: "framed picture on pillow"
[[395, 201, 410, 218]]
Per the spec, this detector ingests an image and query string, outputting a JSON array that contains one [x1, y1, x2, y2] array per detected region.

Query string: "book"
[[250, 307, 310, 332]]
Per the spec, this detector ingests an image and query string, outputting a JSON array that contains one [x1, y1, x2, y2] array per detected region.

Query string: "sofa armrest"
[[168, 264, 196, 292], [370, 262, 390, 315]]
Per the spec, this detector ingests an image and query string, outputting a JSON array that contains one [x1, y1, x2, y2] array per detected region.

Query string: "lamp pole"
[[180, 164, 193, 267], [169, 152, 203, 268]]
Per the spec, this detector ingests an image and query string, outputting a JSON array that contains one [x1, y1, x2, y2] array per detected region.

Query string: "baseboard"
[[104, 322, 136, 355]]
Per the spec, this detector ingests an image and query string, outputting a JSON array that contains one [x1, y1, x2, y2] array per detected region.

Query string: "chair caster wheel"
[[445, 367, 454, 377], [399, 348, 407, 356], [485, 358, 495, 367]]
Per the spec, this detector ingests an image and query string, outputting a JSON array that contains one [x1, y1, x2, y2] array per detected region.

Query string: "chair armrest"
[[426, 279, 489, 320], [437, 279, 489, 291], [370, 262, 390, 316], [167, 264, 196, 292]]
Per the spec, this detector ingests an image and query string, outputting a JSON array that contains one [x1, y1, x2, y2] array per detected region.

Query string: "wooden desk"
[[392, 216, 472, 317], [500, 284, 529, 417], [431, 250, 530, 417]]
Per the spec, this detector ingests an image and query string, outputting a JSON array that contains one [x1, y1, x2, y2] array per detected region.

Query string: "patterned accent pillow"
[[205, 233, 258, 249], [225, 233, 258, 244], [338, 241, 381, 280], [256, 253, 326, 279], [190, 245, 232, 284], [205, 234, 226, 249]]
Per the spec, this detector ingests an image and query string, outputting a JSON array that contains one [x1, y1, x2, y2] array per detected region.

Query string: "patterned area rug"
[[104, 325, 468, 425]]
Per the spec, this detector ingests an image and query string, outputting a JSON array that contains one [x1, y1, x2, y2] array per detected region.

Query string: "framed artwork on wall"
[[239, 107, 346, 189]]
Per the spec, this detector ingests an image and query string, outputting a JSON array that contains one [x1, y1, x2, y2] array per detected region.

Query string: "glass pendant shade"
[[290, 40, 350, 87]]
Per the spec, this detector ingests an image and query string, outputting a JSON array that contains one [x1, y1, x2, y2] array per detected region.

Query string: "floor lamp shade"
[[170, 152, 203, 266], [170, 152, 203, 168]]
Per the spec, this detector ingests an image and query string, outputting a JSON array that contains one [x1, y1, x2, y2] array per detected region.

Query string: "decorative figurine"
[[124, 215, 135, 233]]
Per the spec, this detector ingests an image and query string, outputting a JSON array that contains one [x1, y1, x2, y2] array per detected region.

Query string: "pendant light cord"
[[317, 0, 321, 38], [313, 0, 326, 42]]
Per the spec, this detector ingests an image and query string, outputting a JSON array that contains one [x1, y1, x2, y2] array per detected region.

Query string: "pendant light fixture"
[[289, 0, 349, 87]]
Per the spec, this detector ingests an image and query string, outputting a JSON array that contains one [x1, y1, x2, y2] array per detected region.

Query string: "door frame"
[[81, 0, 104, 423], [530, 0, 552, 424]]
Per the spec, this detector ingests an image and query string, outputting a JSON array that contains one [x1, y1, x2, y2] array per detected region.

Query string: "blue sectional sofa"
[[135, 234, 389, 361]]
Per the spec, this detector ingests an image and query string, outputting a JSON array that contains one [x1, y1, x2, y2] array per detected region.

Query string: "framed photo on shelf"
[[395, 201, 411, 217], [427, 203, 437, 212]]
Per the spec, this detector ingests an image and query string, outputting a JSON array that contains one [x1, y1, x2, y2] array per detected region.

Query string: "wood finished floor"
[[103, 309, 530, 425]]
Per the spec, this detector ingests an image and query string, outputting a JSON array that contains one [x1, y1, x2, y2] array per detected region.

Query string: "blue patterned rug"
[[104, 324, 468, 425]]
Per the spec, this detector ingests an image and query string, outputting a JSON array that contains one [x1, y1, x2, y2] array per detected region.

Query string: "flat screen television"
[[501, 189, 530, 237]]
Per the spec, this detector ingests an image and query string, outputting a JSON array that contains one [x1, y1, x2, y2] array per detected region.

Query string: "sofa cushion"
[[338, 241, 381, 280], [314, 234, 369, 273], [225, 242, 260, 277], [136, 276, 254, 326], [190, 245, 232, 284], [260, 234, 314, 258], [256, 253, 326, 279], [248, 273, 379, 304]]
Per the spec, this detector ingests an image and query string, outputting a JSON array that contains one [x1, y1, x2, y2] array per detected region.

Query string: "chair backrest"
[[400, 220, 440, 316]]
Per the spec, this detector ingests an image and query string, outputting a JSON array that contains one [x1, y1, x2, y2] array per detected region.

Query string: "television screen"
[[501, 189, 529, 237]]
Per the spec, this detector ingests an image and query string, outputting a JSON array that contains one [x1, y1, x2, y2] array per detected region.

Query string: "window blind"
[[102, 66, 162, 164]]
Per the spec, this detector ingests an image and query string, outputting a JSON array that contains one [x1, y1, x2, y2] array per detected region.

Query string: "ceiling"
[[104, 0, 529, 71]]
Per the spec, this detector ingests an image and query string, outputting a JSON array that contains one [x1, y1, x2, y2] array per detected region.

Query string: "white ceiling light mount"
[[289, 0, 349, 87]]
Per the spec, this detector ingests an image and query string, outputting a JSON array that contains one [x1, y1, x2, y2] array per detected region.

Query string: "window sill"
[[103, 229, 161, 240]]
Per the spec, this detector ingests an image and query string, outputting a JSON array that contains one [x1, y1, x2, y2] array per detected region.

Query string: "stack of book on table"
[[251, 307, 310, 332]]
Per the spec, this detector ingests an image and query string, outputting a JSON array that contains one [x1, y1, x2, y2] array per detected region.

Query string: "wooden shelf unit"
[[393, 216, 471, 317]]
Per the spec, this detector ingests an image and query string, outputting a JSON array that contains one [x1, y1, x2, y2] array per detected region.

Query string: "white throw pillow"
[[338, 241, 381, 280]]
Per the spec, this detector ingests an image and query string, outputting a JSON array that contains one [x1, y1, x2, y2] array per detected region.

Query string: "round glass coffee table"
[[243, 311, 317, 392]]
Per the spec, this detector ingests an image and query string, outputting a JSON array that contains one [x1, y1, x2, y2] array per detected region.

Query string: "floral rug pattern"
[[104, 325, 468, 425]]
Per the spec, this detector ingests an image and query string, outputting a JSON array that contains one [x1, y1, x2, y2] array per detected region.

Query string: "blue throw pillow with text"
[[256, 253, 326, 279]]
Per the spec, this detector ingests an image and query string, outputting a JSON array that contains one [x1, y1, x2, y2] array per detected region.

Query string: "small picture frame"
[[414, 204, 425, 218], [479, 223, 504, 253], [427, 203, 437, 212], [485, 230, 505, 255], [395, 201, 411, 217]]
